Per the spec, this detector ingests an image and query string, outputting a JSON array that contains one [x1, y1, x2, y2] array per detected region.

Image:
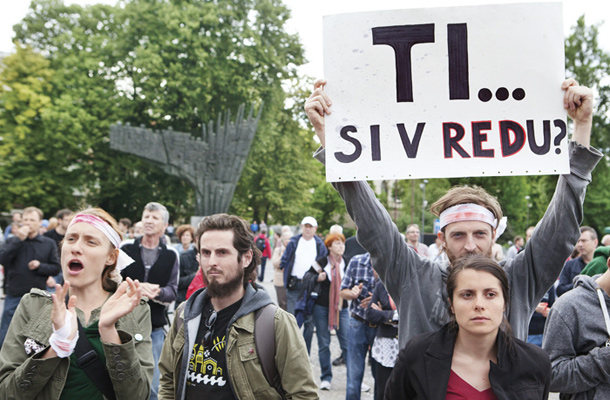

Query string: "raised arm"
[[505, 79, 601, 339], [563, 78, 593, 148], [304, 79, 331, 147], [306, 80, 434, 307]]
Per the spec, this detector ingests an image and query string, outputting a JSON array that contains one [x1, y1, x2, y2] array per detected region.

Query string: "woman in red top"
[[385, 255, 551, 400]]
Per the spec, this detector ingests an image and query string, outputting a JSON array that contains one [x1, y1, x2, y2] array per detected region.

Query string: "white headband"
[[439, 204, 507, 241], [68, 213, 134, 271]]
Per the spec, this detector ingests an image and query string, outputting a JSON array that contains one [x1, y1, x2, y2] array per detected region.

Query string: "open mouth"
[[69, 260, 84, 272]]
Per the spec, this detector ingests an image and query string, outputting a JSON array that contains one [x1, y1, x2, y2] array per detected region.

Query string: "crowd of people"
[[0, 76, 603, 400]]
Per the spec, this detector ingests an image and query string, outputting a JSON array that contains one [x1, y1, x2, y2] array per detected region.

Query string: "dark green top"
[[60, 317, 105, 400]]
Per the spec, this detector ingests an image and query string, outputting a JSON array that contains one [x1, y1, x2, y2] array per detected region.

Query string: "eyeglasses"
[[203, 310, 217, 348]]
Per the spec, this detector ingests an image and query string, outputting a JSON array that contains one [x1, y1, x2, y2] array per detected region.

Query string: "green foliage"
[[565, 16, 610, 234], [0, 45, 86, 212], [308, 181, 346, 232], [1, 0, 308, 223]]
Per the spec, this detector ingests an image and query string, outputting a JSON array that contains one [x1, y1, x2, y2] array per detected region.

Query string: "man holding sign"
[[305, 74, 600, 357]]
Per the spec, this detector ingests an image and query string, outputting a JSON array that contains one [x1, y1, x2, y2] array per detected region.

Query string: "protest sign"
[[323, 3, 567, 182]]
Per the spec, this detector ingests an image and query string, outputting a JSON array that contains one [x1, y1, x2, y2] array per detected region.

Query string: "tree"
[[564, 16, 610, 233], [4, 0, 307, 222], [0, 45, 83, 212]]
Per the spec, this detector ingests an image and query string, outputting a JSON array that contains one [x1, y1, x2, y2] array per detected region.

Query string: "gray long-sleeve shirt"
[[543, 274, 610, 399], [316, 141, 601, 348]]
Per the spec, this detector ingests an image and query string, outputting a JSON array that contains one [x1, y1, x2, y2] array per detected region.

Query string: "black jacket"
[[177, 248, 198, 304], [385, 324, 551, 400], [0, 235, 60, 296], [314, 255, 349, 309], [365, 283, 398, 338], [121, 237, 178, 329]]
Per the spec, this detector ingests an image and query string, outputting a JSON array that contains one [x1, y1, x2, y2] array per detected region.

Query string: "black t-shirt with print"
[[185, 298, 243, 399]]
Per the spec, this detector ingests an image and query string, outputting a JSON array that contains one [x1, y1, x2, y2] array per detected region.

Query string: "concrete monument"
[[110, 104, 262, 216]]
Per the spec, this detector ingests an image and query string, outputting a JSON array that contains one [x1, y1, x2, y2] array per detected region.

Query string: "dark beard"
[[206, 268, 244, 298]]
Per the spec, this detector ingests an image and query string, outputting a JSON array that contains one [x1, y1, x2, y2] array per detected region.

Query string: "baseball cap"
[[301, 216, 318, 227]]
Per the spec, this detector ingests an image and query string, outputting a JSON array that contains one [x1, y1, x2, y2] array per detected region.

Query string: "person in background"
[[255, 228, 272, 282], [506, 235, 524, 259], [44, 208, 74, 287], [272, 229, 292, 311], [543, 255, 610, 399], [174, 224, 195, 255], [557, 226, 598, 296], [341, 252, 377, 399], [527, 286, 555, 347], [302, 232, 350, 390], [177, 228, 199, 306], [366, 281, 399, 400], [121, 202, 178, 400], [0, 207, 60, 347], [133, 221, 144, 238], [491, 242, 504, 263], [3, 212, 22, 240], [405, 224, 428, 256], [118, 218, 131, 237], [428, 236, 450, 264], [46, 217, 58, 231], [281, 216, 327, 314], [385, 255, 550, 399]]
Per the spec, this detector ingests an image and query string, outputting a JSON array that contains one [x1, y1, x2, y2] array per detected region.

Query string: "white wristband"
[[49, 310, 79, 358]]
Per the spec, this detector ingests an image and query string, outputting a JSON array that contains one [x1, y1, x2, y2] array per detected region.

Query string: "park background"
[[0, 0, 609, 244]]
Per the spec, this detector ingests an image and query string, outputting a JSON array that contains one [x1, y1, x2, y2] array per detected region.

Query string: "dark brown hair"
[[195, 214, 261, 287], [446, 255, 514, 344]]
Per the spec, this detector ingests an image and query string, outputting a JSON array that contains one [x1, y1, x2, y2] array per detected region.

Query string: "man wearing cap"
[[304, 78, 602, 353], [280, 216, 328, 315]]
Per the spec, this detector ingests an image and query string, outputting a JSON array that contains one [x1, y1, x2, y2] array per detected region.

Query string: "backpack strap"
[[74, 319, 117, 400], [255, 303, 284, 398], [176, 300, 284, 397]]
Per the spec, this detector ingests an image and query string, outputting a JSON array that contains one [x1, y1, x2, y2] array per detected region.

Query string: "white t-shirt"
[[291, 236, 318, 279]]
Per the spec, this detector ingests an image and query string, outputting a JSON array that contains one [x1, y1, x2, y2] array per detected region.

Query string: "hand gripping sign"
[[323, 3, 567, 182]]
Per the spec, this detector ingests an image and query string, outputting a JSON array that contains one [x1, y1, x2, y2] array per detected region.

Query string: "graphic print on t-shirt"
[[187, 334, 227, 388], [185, 298, 241, 398]]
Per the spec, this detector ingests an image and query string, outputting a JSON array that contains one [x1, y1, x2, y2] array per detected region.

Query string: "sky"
[[1, 0, 608, 79]]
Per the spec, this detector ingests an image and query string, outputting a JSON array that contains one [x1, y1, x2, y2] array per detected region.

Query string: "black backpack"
[[255, 237, 266, 252]]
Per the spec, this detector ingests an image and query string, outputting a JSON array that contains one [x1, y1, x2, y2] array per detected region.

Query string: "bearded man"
[[158, 214, 317, 400]]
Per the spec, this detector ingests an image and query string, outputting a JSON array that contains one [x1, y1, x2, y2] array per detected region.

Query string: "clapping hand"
[[99, 278, 142, 343], [50, 281, 78, 339]]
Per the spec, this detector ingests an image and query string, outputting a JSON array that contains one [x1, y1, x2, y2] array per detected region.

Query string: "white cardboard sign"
[[323, 3, 567, 182]]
